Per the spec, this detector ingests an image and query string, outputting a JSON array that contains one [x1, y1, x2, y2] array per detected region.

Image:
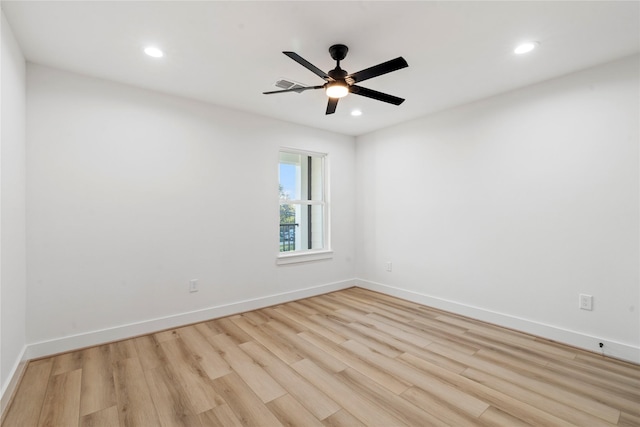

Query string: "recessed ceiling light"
[[351, 110, 362, 117], [144, 46, 164, 58], [514, 42, 538, 55]]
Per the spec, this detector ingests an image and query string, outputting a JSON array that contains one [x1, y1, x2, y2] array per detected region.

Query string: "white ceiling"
[[3, 1, 639, 136]]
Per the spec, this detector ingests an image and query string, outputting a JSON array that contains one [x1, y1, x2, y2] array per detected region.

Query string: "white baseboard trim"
[[355, 279, 640, 364], [1, 345, 27, 422], [26, 279, 355, 360]]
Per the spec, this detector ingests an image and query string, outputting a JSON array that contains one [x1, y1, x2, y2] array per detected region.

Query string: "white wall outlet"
[[189, 279, 199, 293], [579, 294, 592, 310], [385, 262, 392, 272]]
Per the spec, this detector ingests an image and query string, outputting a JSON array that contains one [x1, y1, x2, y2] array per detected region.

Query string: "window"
[[278, 149, 330, 263]]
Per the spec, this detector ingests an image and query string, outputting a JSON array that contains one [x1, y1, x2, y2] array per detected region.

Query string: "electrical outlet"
[[385, 262, 392, 272], [579, 294, 593, 310], [189, 279, 199, 293]]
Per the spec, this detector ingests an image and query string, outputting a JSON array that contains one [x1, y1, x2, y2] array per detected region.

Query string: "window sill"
[[276, 250, 333, 265]]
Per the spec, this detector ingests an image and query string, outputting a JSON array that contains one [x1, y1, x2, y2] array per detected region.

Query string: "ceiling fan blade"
[[348, 57, 408, 84], [263, 85, 323, 95], [283, 52, 331, 81], [326, 97, 338, 115], [350, 85, 405, 105]]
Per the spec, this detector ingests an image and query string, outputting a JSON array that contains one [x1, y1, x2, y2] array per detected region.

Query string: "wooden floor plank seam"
[[3, 287, 639, 427]]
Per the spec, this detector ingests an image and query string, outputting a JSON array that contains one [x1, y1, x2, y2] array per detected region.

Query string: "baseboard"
[[26, 279, 355, 360], [22, 277, 640, 364], [355, 279, 640, 364], [0, 345, 27, 423]]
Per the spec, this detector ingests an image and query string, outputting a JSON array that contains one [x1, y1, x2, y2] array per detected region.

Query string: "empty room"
[[1, 1, 639, 426]]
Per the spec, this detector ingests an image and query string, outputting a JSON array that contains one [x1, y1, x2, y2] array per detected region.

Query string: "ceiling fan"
[[263, 44, 408, 115]]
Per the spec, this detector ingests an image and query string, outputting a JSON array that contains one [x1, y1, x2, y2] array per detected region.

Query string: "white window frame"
[[277, 148, 332, 265]]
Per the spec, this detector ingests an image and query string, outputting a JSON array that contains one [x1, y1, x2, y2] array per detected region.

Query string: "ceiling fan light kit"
[[325, 82, 349, 98], [263, 44, 408, 115]]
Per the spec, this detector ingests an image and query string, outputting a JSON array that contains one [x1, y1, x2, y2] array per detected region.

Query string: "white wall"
[[16, 47, 640, 366], [0, 10, 27, 405], [26, 64, 356, 356], [356, 55, 640, 362]]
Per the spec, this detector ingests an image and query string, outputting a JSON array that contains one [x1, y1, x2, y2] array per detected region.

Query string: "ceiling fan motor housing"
[[328, 67, 348, 80]]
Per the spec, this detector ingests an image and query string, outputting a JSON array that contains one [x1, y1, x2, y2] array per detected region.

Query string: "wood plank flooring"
[[3, 287, 639, 426]]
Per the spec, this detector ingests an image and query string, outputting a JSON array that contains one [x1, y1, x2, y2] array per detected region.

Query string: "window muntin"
[[279, 150, 328, 256]]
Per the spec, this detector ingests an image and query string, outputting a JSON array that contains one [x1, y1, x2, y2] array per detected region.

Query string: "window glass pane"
[[279, 221, 297, 252], [309, 204, 324, 249], [279, 150, 326, 254], [280, 201, 296, 223], [279, 153, 302, 201], [310, 155, 323, 201]]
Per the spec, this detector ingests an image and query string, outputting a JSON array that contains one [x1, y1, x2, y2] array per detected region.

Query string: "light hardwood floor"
[[3, 287, 639, 426]]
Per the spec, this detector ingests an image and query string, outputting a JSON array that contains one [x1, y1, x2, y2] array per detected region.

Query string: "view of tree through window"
[[279, 150, 327, 253], [279, 185, 296, 224]]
